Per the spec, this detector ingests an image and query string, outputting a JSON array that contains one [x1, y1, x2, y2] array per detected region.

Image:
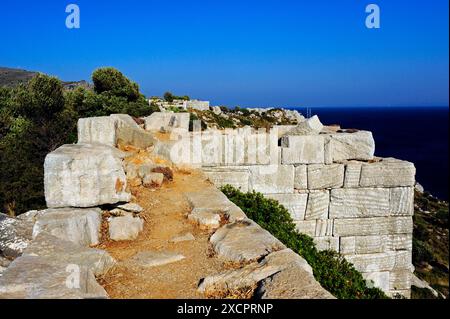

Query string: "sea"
[[291, 106, 449, 200]]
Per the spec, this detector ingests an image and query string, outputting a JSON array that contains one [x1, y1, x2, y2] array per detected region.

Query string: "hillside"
[[0, 67, 37, 87], [0, 66, 91, 90]]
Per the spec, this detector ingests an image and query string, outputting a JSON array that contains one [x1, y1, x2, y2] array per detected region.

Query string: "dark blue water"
[[292, 107, 449, 200]]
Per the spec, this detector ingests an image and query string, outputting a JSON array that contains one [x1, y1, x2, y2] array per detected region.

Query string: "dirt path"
[[97, 170, 228, 299]]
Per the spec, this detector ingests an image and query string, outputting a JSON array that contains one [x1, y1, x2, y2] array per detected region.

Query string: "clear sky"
[[0, 0, 448, 107]]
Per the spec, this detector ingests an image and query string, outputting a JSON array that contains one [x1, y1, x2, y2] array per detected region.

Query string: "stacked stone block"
[[200, 128, 415, 298]]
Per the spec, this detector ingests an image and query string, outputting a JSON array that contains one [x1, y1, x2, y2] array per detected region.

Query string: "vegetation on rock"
[[221, 185, 388, 299], [0, 68, 157, 215], [412, 190, 449, 298]]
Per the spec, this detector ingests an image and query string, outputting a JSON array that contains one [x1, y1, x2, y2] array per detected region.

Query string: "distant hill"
[[0, 66, 91, 90], [0, 67, 37, 87]]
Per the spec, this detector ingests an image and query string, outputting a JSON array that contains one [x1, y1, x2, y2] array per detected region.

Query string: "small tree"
[[164, 91, 174, 102], [92, 67, 140, 102]]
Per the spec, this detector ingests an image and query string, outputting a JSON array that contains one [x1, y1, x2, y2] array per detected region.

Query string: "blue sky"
[[0, 0, 448, 107]]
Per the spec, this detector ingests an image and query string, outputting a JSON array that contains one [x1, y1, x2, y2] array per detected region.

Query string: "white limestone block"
[[32, 208, 102, 246], [307, 164, 344, 189], [362, 271, 390, 292], [285, 115, 323, 135], [294, 165, 308, 189], [345, 251, 412, 272], [389, 187, 414, 216], [329, 188, 390, 218], [313, 236, 339, 252], [304, 190, 329, 220], [265, 193, 308, 221], [249, 165, 294, 194], [343, 161, 362, 188], [294, 220, 316, 237], [144, 112, 190, 132], [333, 217, 413, 236], [340, 234, 413, 255], [324, 131, 375, 162], [281, 135, 325, 164], [359, 158, 416, 187], [44, 144, 130, 208], [203, 168, 250, 192]]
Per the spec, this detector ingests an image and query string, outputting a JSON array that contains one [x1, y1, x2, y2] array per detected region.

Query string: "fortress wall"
[[158, 127, 415, 298]]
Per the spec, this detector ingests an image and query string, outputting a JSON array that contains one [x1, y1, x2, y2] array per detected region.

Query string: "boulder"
[[44, 144, 131, 208], [127, 251, 185, 268], [286, 115, 323, 135], [0, 213, 33, 258], [32, 208, 102, 246], [210, 219, 286, 263], [108, 215, 144, 241]]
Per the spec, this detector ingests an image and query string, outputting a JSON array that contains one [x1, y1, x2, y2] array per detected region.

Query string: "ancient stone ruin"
[[0, 111, 415, 299]]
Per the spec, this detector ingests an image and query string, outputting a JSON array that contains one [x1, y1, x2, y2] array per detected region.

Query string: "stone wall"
[[154, 122, 416, 297]]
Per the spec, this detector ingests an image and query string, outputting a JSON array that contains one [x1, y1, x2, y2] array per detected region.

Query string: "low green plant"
[[221, 185, 388, 299]]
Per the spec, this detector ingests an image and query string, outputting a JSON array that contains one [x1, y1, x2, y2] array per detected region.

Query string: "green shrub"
[[221, 185, 388, 299], [92, 67, 140, 102]]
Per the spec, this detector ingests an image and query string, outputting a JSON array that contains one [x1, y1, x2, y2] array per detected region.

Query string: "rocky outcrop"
[[0, 213, 33, 258]]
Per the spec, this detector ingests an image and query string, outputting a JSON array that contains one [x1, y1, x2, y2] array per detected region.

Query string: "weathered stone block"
[[281, 135, 325, 164], [304, 190, 329, 220], [333, 217, 413, 236], [345, 251, 412, 272], [249, 165, 294, 194], [389, 187, 414, 216], [78, 115, 155, 149], [285, 115, 323, 135], [315, 219, 333, 236], [32, 208, 102, 246], [390, 269, 412, 290], [294, 165, 307, 189], [313, 236, 339, 252], [265, 193, 307, 221], [210, 219, 286, 263], [359, 158, 416, 187], [0, 255, 108, 299], [330, 188, 390, 218], [77, 116, 116, 146], [108, 215, 144, 241], [44, 144, 130, 208], [343, 161, 362, 188], [203, 168, 250, 192], [340, 234, 413, 255], [294, 220, 316, 237], [307, 164, 344, 189], [324, 131, 375, 162], [111, 114, 155, 149], [23, 232, 115, 276], [144, 112, 190, 132]]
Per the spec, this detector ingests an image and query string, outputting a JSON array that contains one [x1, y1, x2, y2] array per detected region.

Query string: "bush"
[[221, 185, 388, 299], [92, 67, 140, 102]]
